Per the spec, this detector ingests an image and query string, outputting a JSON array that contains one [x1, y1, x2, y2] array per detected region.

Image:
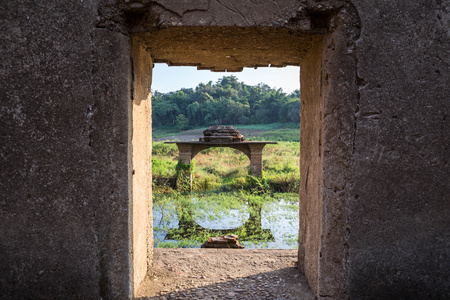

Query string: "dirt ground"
[[136, 249, 315, 300]]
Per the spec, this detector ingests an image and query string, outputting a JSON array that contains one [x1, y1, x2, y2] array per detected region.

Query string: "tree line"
[[152, 75, 300, 130]]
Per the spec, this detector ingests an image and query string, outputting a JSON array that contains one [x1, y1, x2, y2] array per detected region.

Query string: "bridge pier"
[[247, 144, 266, 176]]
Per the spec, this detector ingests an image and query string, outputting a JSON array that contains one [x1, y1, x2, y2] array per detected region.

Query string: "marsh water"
[[153, 193, 299, 249]]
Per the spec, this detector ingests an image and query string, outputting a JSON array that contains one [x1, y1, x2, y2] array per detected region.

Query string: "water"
[[153, 194, 299, 249]]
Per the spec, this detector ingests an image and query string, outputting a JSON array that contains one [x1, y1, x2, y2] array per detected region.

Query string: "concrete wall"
[[130, 40, 153, 295], [299, 1, 449, 298], [348, 1, 449, 298], [1, 0, 448, 299], [0, 1, 132, 298], [299, 36, 325, 295]]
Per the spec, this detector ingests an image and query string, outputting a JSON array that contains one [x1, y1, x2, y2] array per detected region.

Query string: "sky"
[[151, 63, 300, 94]]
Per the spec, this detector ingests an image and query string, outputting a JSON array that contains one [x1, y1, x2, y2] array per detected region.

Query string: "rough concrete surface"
[[1, 0, 449, 299], [348, 1, 450, 298], [131, 40, 154, 294], [1, 1, 132, 298]]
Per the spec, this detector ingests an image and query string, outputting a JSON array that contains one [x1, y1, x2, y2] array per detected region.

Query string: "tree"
[[289, 89, 300, 99], [153, 75, 300, 129], [279, 99, 301, 123], [175, 114, 189, 130], [152, 100, 180, 126]]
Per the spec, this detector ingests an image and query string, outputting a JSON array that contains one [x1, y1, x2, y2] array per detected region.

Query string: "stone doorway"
[[3, 1, 447, 299], [128, 3, 361, 298]]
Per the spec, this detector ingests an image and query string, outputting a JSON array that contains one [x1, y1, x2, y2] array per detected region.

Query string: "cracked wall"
[[1, 0, 448, 299]]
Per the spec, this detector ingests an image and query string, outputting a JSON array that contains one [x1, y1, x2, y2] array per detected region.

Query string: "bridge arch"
[[166, 141, 276, 177]]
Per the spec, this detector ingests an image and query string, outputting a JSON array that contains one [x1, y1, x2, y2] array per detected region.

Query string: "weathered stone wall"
[[1, 0, 448, 299], [309, 5, 362, 298], [131, 40, 153, 294], [300, 1, 449, 298], [299, 35, 325, 295], [0, 1, 132, 298], [348, 1, 449, 298]]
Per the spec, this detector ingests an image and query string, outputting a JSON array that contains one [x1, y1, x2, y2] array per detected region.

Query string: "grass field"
[[221, 123, 299, 130], [153, 123, 300, 142], [152, 141, 299, 194], [152, 123, 300, 248]]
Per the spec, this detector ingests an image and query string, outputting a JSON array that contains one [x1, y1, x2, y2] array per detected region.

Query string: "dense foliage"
[[152, 75, 300, 129]]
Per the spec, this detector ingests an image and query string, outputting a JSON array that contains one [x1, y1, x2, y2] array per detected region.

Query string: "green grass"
[[152, 142, 179, 157], [152, 124, 301, 249], [246, 129, 300, 142], [153, 122, 300, 140], [221, 122, 300, 130], [153, 129, 180, 139], [152, 141, 300, 194]]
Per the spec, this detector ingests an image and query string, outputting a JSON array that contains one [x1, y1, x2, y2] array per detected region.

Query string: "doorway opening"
[[129, 26, 319, 294], [128, 14, 360, 296], [151, 65, 301, 250]]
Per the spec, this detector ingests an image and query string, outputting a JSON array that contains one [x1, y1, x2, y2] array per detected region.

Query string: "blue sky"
[[151, 64, 300, 94]]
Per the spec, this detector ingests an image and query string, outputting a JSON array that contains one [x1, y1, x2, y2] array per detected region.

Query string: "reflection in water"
[[153, 195, 299, 248], [166, 197, 274, 242]]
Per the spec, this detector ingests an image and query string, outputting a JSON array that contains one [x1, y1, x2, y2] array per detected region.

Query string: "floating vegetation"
[[153, 192, 299, 249], [151, 138, 300, 249]]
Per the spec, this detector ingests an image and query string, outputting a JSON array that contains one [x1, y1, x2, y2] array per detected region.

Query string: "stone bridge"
[[166, 141, 276, 177]]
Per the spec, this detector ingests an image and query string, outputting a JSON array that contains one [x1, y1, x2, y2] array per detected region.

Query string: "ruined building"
[[1, 1, 448, 299]]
